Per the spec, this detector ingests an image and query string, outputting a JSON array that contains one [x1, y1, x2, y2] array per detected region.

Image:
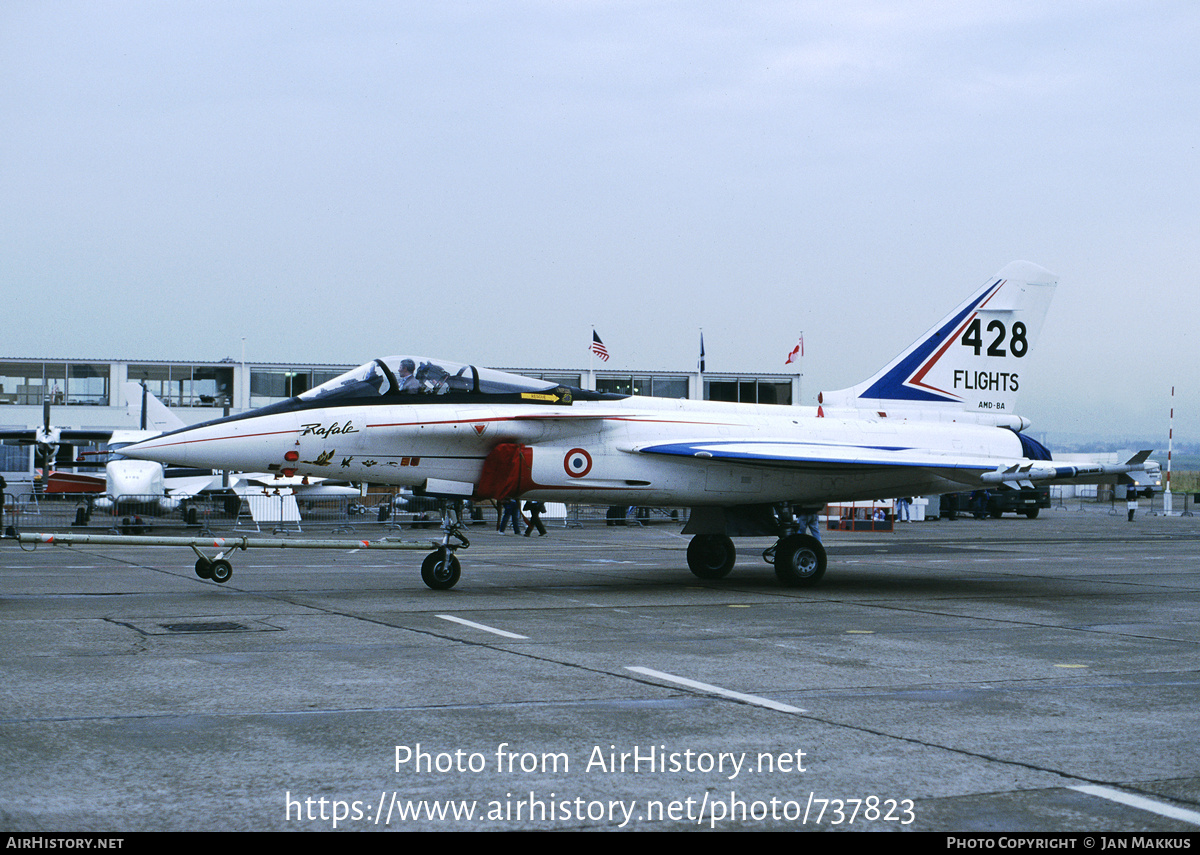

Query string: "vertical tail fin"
[[121, 382, 186, 432], [818, 261, 1057, 427]]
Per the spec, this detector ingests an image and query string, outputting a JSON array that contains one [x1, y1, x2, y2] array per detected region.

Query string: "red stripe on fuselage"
[[133, 427, 297, 449], [365, 415, 742, 429]]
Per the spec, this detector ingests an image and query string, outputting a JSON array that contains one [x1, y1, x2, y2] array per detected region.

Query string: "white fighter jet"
[[120, 262, 1156, 589]]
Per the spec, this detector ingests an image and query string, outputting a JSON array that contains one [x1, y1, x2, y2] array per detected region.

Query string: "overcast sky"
[[2, 1, 1196, 444]]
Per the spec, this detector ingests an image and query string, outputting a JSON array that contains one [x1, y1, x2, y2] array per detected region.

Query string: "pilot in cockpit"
[[397, 359, 420, 394]]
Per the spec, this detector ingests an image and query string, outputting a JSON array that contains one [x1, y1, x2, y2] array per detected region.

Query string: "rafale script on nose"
[[301, 421, 360, 439]]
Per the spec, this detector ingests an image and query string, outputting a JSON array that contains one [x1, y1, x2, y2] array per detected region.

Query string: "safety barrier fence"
[[1051, 488, 1196, 516], [0, 492, 694, 536]]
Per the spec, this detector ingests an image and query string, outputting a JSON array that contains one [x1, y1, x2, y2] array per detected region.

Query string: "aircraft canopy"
[[299, 357, 562, 404]]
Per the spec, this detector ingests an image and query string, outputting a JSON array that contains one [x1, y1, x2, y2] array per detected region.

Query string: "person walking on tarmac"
[[971, 489, 990, 519], [1126, 483, 1139, 522], [499, 498, 522, 534], [523, 499, 547, 537]]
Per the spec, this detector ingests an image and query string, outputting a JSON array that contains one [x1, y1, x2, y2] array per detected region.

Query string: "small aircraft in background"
[[121, 262, 1157, 589], [0, 383, 225, 525], [0, 397, 114, 489], [1, 385, 356, 524]]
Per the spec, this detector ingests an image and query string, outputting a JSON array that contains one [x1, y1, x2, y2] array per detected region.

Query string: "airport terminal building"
[[0, 357, 801, 476]]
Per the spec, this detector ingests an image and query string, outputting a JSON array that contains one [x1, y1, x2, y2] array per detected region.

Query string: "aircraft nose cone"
[[118, 436, 173, 463], [118, 414, 297, 472]]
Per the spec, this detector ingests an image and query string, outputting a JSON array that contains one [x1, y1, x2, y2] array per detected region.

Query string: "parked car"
[[376, 492, 441, 528], [941, 486, 1050, 519]]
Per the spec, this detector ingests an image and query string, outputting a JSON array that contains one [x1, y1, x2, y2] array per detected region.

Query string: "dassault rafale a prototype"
[[121, 262, 1156, 589]]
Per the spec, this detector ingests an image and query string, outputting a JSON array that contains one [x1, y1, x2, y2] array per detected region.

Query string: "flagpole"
[[785, 331, 804, 405], [798, 329, 803, 405]]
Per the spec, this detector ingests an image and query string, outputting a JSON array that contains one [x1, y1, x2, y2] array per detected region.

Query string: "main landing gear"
[[686, 534, 738, 579], [768, 533, 826, 587], [684, 505, 827, 587]]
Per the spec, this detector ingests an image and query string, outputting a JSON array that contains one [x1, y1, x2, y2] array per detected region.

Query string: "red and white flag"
[[590, 330, 610, 361], [785, 334, 804, 364]]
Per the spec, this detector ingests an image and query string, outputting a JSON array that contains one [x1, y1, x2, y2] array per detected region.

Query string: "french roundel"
[[563, 448, 593, 478]]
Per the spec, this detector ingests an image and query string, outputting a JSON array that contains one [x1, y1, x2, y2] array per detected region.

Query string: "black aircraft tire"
[[774, 534, 826, 587], [209, 559, 233, 584], [195, 558, 213, 580], [686, 534, 736, 579], [421, 552, 461, 590]]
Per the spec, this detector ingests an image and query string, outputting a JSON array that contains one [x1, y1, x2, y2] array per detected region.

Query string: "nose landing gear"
[[419, 499, 470, 590]]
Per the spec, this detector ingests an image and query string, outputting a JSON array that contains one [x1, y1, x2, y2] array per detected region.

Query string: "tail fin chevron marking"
[[819, 261, 1057, 427]]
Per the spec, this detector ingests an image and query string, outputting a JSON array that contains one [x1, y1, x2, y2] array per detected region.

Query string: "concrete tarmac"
[[2, 505, 1199, 832]]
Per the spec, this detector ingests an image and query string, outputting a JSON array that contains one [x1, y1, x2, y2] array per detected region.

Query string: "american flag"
[[590, 330, 610, 361]]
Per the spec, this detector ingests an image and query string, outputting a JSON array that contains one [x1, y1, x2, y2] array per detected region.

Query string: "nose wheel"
[[419, 499, 471, 589], [421, 551, 461, 589]]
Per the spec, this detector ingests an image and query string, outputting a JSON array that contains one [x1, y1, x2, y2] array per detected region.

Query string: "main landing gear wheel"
[[421, 551, 461, 590], [773, 533, 826, 587], [686, 534, 737, 580]]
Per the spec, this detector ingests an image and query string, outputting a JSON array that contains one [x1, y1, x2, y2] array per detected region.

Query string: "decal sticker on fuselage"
[[564, 448, 593, 478], [303, 449, 336, 467]]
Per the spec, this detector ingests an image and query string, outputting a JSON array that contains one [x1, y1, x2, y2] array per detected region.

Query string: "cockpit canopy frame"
[[298, 357, 582, 405]]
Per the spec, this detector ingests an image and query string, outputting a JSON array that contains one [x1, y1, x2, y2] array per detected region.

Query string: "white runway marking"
[[1071, 785, 1200, 825], [435, 614, 528, 639], [625, 666, 806, 713]]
